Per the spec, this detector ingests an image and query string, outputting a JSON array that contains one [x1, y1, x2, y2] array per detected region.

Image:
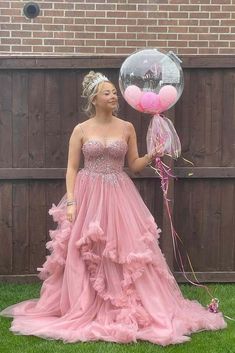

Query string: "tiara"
[[87, 74, 109, 92]]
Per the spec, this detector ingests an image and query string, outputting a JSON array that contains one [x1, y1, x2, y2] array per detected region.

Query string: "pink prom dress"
[[0, 130, 227, 346]]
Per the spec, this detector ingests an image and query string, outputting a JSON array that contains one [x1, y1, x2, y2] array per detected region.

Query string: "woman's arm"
[[66, 124, 83, 201], [126, 122, 163, 173]]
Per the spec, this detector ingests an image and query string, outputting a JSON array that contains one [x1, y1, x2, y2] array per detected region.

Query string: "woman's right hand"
[[66, 204, 77, 223]]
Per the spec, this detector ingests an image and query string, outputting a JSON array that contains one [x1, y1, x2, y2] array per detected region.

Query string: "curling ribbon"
[[150, 157, 234, 321]]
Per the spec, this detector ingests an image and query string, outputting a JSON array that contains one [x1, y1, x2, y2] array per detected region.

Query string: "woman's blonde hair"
[[82, 71, 119, 117]]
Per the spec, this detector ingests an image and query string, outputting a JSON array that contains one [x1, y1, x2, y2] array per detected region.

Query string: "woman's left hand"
[[149, 142, 165, 160]]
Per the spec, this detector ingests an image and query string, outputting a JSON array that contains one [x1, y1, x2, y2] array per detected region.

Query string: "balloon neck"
[[153, 113, 166, 119], [167, 50, 182, 64], [153, 113, 161, 119]]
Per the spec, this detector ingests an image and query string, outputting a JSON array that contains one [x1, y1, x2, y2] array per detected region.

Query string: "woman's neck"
[[93, 110, 114, 124]]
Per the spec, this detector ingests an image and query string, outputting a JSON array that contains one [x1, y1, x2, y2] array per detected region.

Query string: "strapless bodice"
[[81, 139, 128, 175]]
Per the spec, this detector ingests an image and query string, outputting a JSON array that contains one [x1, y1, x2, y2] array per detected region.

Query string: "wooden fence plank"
[[0, 183, 13, 274], [12, 182, 29, 274], [45, 71, 63, 168], [12, 71, 29, 168], [0, 71, 12, 168], [29, 182, 47, 273], [28, 71, 45, 168]]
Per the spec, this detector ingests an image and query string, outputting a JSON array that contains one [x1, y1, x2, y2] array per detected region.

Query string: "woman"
[[0, 71, 227, 346]]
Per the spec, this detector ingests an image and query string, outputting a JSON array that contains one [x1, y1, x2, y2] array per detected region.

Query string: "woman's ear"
[[91, 95, 96, 106]]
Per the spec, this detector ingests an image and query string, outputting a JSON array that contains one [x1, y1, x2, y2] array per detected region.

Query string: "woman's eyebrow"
[[102, 89, 117, 93]]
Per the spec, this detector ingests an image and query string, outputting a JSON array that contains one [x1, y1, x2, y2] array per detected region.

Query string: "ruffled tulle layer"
[[0, 170, 227, 346]]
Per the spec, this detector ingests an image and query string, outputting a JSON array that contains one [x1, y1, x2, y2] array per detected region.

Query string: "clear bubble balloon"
[[119, 48, 184, 114]]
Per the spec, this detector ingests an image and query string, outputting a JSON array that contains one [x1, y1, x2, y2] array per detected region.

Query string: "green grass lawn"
[[0, 283, 234, 353]]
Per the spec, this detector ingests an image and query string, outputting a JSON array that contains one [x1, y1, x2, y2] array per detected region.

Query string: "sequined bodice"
[[81, 139, 128, 175]]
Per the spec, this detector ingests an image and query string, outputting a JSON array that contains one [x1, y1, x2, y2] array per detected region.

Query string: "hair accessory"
[[87, 74, 109, 93]]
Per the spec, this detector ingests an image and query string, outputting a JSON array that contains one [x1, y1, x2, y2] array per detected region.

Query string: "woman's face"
[[92, 82, 118, 112]]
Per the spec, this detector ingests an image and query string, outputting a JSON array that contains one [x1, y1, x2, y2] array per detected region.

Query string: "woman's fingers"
[[67, 214, 73, 222], [68, 215, 75, 222], [151, 143, 164, 158], [66, 206, 76, 222]]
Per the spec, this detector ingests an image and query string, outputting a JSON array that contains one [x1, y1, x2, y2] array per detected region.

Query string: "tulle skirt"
[[0, 169, 227, 345]]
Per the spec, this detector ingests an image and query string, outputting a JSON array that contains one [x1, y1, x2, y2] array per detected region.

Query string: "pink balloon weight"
[[159, 85, 177, 109], [140, 92, 159, 112], [124, 85, 142, 107]]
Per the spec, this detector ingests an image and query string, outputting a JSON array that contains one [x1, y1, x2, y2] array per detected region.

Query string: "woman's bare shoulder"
[[73, 119, 93, 133], [115, 117, 134, 129], [75, 119, 92, 129]]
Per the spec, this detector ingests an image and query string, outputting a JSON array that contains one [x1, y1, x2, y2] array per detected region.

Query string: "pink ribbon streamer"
[[151, 157, 234, 320]]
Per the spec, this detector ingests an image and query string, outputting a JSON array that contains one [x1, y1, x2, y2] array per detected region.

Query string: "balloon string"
[[164, 153, 195, 167], [224, 315, 235, 321], [151, 159, 212, 294], [181, 156, 194, 166], [150, 158, 234, 321]]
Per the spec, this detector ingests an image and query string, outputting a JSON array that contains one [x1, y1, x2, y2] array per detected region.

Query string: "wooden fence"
[[0, 56, 234, 283]]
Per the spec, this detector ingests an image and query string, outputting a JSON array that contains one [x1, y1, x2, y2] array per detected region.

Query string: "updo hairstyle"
[[82, 71, 118, 117]]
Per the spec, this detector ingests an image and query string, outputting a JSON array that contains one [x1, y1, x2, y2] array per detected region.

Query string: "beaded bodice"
[[82, 139, 128, 175]]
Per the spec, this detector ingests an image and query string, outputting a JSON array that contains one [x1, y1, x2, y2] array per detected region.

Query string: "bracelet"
[[67, 200, 76, 206], [145, 153, 152, 165]]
